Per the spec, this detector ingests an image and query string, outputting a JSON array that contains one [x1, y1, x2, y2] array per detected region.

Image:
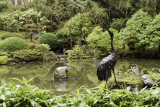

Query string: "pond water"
[[0, 58, 160, 95]]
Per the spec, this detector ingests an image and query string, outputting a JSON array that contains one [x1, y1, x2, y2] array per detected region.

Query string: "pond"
[[0, 58, 160, 95]]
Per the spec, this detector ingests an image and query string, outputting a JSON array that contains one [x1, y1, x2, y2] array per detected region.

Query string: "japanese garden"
[[0, 0, 160, 106]]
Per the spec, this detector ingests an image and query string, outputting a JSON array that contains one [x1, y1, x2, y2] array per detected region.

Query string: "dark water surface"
[[0, 58, 160, 95]]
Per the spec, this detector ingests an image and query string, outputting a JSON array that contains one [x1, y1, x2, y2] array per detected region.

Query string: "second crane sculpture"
[[97, 28, 117, 89]]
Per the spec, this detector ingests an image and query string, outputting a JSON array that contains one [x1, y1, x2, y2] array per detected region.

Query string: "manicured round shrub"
[[0, 37, 27, 52], [0, 32, 25, 40], [38, 33, 58, 50]]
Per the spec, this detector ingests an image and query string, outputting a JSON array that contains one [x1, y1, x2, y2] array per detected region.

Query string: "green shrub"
[[0, 37, 27, 52], [0, 52, 10, 56], [27, 43, 50, 53], [68, 45, 91, 59], [12, 49, 44, 61], [0, 56, 8, 64], [0, 15, 4, 30], [34, 44, 50, 53], [0, 1, 7, 12], [38, 33, 58, 50], [27, 43, 37, 50], [0, 32, 25, 40]]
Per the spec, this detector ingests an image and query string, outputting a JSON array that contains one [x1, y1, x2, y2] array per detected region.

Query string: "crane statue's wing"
[[97, 59, 112, 81]]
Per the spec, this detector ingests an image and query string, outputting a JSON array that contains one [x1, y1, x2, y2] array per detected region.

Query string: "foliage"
[[94, 0, 158, 20], [147, 71, 160, 86], [27, 43, 50, 52], [119, 10, 152, 50], [88, 4, 108, 26], [34, 44, 50, 53], [0, 79, 160, 107], [11, 49, 44, 61], [0, 0, 8, 12], [0, 15, 4, 30], [0, 37, 27, 52], [87, 26, 121, 56], [142, 13, 160, 49], [0, 32, 25, 40], [0, 52, 10, 56], [69, 45, 86, 59], [3, 8, 50, 32], [111, 18, 127, 31], [0, 56, 8, 64], [38, 33, 58, 50], [62, 13, 92, 47], [0, 78, 54, 107]]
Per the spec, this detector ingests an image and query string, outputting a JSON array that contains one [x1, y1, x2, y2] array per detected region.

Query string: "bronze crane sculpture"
[[97, 27, 117, 89]]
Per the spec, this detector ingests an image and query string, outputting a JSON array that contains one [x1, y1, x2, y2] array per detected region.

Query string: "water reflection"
[[0, 58, 159, 95]]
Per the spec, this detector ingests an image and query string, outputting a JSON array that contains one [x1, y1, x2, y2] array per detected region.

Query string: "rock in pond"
[[53, 66, 76, 80], [152, 68, 159, 73], [141, 74, 155, 87]]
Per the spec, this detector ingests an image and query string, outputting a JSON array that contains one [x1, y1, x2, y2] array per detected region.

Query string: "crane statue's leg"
[[112, 68, 118, 84], [104, 70, 109, 92], [103, 78, 108, 92]]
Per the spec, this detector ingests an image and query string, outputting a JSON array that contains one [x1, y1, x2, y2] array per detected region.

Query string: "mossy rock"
[[99, 76, 144, 91], [53, 66, 76, 79], [0, 56, 8, 64]]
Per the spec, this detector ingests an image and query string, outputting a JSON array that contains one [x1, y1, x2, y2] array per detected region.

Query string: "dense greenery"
[[0, 37, 27, 52], [0, 78, 160, 107], [0, 0, 160, 58], [0, 0, 8, 12], [0, 32, 25, 40], [87, 26, 121, 56], [119, 10, 152, 51], [38, 33, 58, 50]]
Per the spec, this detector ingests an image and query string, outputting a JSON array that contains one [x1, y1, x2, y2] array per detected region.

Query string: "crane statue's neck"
[[111, 36, 115, 53], [107, 28, 115, 53]]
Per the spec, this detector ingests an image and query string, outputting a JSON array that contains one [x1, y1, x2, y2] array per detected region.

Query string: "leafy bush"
[[0, 56, 8, 64], [119, 10, 152, 50], [27, 43, 37, 50], [86, 26, 122, 56], [68, 45, 91, 59], [0, 52, 10, 56], [11, 49, 44, 61], [0, 32, 25, 40], [142, 13, 160, 49], [63, 13, 92, 40], [34, 44, 50, 53], [27, 43, 50, 53], [38, 33, 58, 50], [0, 1, 7, 12], [68, 45, 85, 59], [0, 37, 27, 52], [0, 15, 4, 30], [3, 9, 50, 32]]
